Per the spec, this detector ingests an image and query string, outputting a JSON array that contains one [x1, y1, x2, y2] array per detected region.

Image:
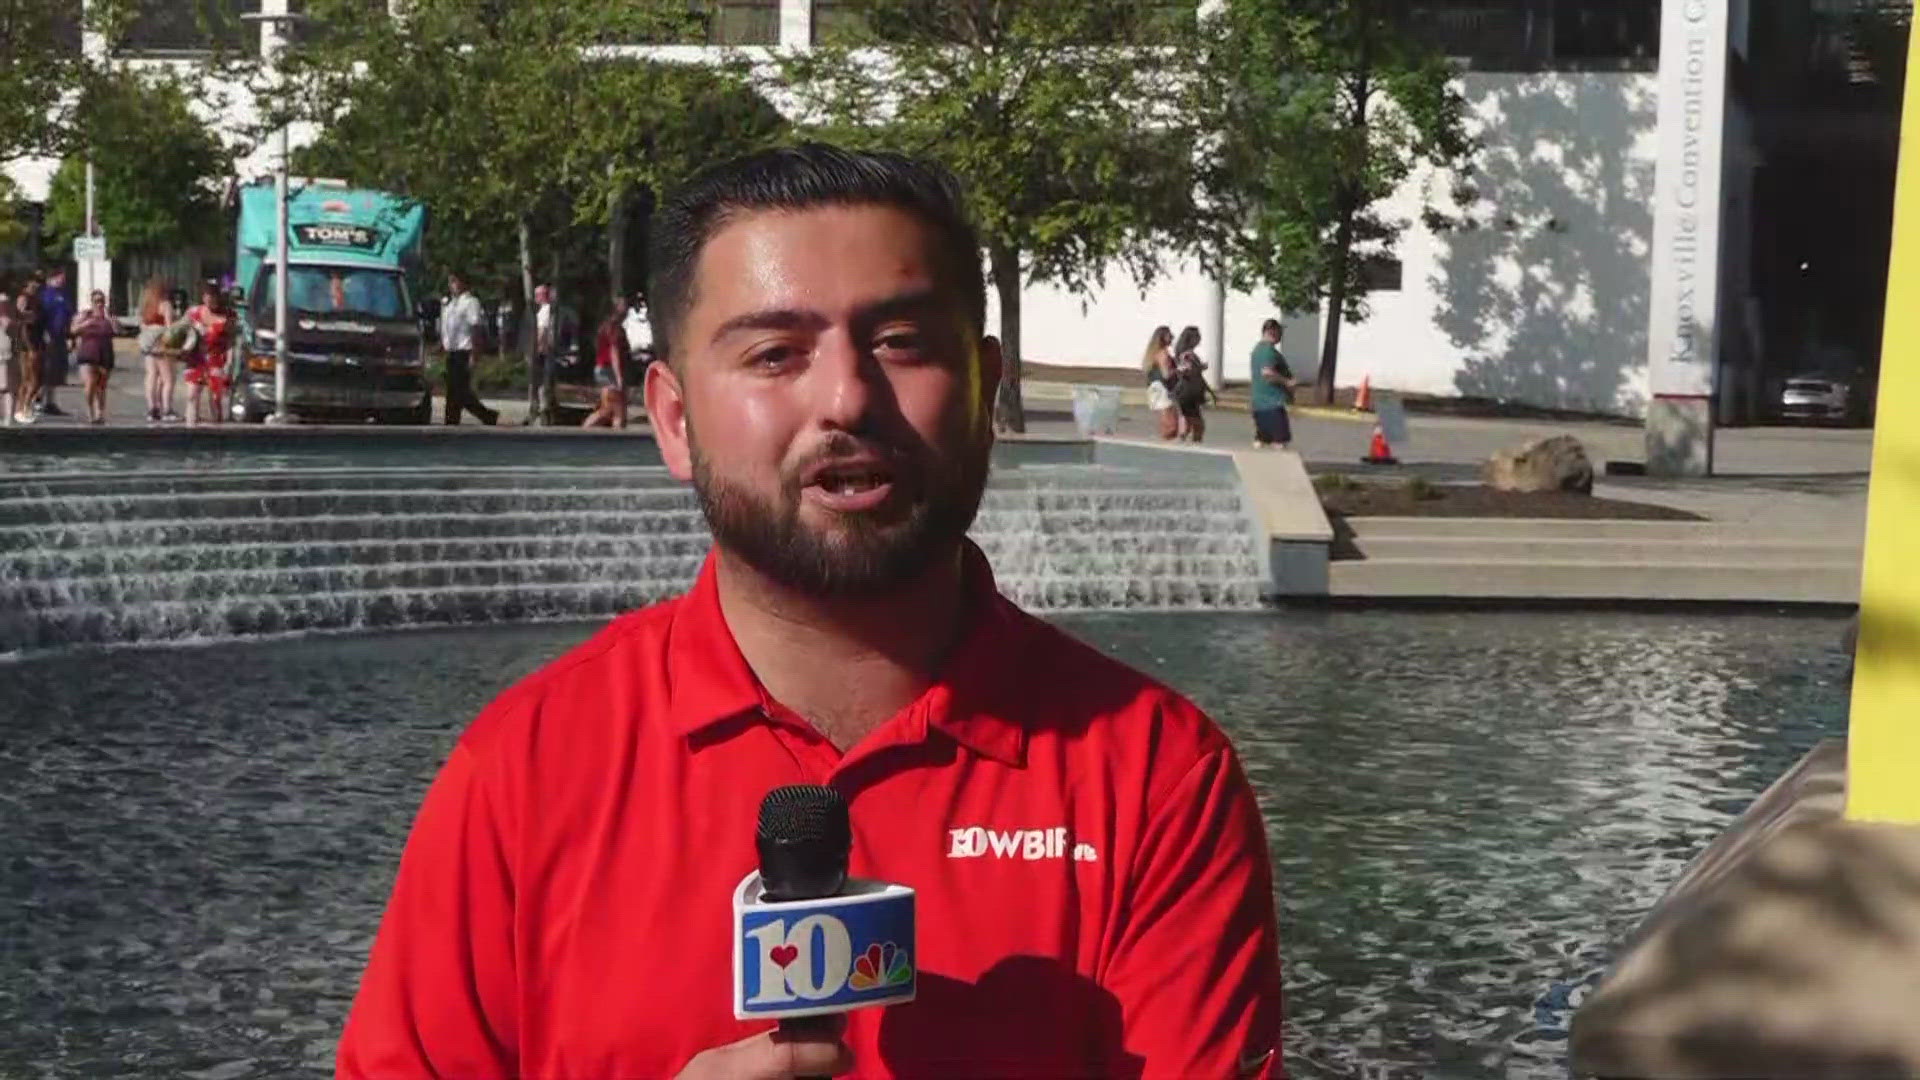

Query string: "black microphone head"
[[756, 784, 851, 902]]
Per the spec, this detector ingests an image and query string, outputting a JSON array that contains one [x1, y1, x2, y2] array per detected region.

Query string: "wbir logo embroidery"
[[946, 826, 1099, 862]]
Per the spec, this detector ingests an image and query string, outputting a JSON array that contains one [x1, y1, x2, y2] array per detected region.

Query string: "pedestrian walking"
[[137, 278, 180, 423], [583, 294, 631, 429], [521, 284, 576, 425], [0, 291, 17, 426], [1249, 318, 1297, 449], [1170, 324, 1215, 442], [39, 266, 72, 417], [1141, 324, 1178, 440], [438, 272, 499, 425], [14, 275, 44, 424], [69, 288, 117, 425], [182, 282, 234, 426]]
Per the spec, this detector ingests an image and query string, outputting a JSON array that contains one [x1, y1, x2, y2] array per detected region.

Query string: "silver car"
[[1779, 372, 1870, 425]]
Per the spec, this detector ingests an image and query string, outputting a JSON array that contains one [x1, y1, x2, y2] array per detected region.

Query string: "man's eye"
[[750, 346, 802, 369], [876, 332, 923, 355]]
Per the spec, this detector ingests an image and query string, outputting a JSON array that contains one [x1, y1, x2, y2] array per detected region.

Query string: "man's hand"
[[674, 1017, 853, 1079]]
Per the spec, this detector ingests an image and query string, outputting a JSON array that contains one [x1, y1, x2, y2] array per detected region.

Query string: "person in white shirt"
[[525, 283, 555, 424], [438, 273, 498, 426], [623, 294, 654, 361]]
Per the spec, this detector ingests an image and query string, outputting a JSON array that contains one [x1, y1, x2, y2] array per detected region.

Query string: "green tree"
[[1, 0, 93, 163], [777, 0, 1203, 432], [41, 69, 232, 258], [0, 174, 29, 252], [277, 0, 783, 318], [1198, 0, 1471, 403]]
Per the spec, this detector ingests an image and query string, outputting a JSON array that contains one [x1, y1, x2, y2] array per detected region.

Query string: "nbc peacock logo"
[[847, 941, 913, 991]]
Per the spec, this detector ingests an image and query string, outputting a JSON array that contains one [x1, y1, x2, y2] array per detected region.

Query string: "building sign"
[[294, 223, 385, 251], [1645, 0, 1729, 400]]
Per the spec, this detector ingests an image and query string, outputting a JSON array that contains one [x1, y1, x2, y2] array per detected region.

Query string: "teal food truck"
[[230, 179, 432, 423]]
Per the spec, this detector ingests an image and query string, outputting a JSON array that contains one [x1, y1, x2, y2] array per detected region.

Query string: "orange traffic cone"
[[1362, 423, 1398, 466], [1353, 375, 1373, 413]]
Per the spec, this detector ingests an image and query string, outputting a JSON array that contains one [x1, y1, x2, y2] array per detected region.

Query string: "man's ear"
[[646, 360, 694, 481]]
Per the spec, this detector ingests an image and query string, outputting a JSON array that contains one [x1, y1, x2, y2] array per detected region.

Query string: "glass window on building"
[[1551, 0, 1659, 66], [1402, 0, 1657, 71], [115, 0, 257, 55], [287, 0, 392, 47], [1401, 0, 1541, 69], [49, 4, 83, 56], [703, 0, 779, 45], [814, 0, 1197, 46]]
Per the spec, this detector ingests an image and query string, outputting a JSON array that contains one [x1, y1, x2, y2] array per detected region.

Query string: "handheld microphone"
[[734, 784, 917, 1037]]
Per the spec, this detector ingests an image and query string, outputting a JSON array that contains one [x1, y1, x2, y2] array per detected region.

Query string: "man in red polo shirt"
[[337, 143, 1283, 1079]]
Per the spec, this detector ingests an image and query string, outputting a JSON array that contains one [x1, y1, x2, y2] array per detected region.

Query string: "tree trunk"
[[989, 241, 1025, 434], [1319, 8, 1374, 407], [518, 213, 535, 367], [1317, 191, 1357, 405], [607, 167, 627, 299]]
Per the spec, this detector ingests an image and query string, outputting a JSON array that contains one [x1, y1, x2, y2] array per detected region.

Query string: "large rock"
[[1484, 434, 1594, 495]]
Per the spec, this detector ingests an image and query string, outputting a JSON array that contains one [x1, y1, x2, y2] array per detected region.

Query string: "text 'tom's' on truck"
[[230, 178, 433, 424]]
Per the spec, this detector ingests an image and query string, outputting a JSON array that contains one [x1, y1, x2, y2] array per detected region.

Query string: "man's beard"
[[690, 423, 991, 599]]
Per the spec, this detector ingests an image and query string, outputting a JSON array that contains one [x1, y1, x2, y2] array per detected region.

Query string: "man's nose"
[[809, 333, 889, 431]]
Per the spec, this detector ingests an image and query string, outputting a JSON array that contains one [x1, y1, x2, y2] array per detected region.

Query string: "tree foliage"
[[275, 0, 785, 305], [0, 0, 92, 163], [1196, 0, 1472, 399], [41, 69, 232, 258], [777, 0, 1204, 432]]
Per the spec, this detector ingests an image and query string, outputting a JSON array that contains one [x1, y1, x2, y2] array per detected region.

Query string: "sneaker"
[[41, 403, 66, 417], [162, 411, 182, 423]]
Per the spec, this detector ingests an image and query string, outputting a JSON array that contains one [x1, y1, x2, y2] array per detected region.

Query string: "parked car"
[[1778, 371, 1872, 426]]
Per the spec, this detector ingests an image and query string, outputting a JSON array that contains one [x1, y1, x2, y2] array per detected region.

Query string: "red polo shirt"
[[337, 542, 1284, 1078]]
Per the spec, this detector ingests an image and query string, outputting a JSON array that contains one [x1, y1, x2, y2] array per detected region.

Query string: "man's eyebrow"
[[709, 308, 828, 346], [707, 288, 949, 347]]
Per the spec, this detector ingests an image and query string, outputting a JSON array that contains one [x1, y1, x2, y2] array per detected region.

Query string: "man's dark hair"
[[1261, 318, 1282, 336], [646, 142, 986, 364]]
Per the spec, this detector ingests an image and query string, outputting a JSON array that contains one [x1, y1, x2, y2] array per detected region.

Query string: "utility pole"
[[243, 4, 304, 424]]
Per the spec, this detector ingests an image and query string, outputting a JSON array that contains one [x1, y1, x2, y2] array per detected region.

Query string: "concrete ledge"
[[1091, 436, 1239, 479], [1330, 559, 1861, 604], [1231, 450, 1333, 597], [993, 435, 1098, 467], [1571, 740, 1920, 1079]]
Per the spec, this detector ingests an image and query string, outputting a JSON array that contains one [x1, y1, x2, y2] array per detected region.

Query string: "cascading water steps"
[[0, 464, 1268, 653]]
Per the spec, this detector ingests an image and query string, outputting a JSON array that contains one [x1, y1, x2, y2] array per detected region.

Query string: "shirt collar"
[[665, 541, 1028, 767]]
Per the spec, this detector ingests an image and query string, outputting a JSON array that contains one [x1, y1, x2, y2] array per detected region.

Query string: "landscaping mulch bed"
[[1317, 482, 1704, 521]]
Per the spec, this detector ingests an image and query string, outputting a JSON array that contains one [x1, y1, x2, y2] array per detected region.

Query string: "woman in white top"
[[1140, 324, 1178, 440]]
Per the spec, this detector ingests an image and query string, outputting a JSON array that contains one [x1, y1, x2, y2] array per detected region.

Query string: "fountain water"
[[0, 462, 1266, 653]]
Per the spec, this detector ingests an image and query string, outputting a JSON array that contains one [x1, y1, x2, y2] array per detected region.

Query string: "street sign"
[[72, 236, 107, 261]]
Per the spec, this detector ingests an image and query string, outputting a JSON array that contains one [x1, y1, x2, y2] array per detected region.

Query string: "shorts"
[[80, 353, 114, 374], [1253, 406, 1292, 445], [594, 366, 621, 389], [184, 363, 229, 392], [1145, 380, 1172, 413]]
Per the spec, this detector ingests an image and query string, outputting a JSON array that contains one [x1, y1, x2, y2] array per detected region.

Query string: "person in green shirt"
[[1249, 318, 1296, 448]]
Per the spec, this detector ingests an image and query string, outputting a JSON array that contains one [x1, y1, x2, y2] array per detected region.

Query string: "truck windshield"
[[257, 266, 410, 321]]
